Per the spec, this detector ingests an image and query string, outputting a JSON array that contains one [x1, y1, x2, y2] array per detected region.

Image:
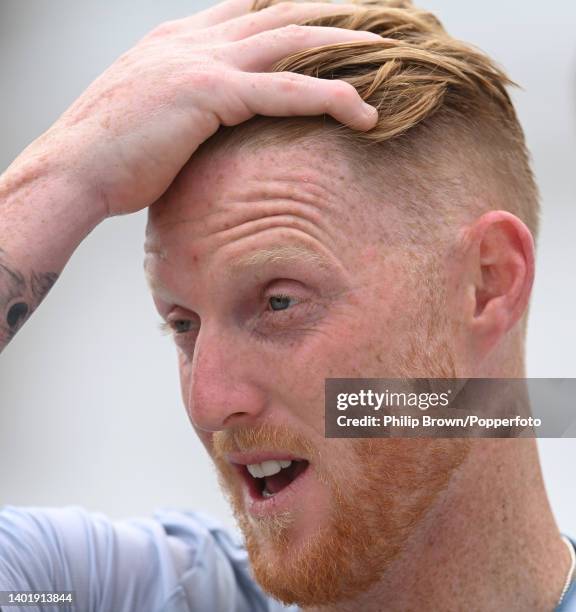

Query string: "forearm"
[[0, 2, 379, 354], [0, 150, 104, 352]]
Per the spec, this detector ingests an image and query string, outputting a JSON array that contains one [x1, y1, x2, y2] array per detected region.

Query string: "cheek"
[[258, 309, 397, 421], [309, 305, 400, 378]]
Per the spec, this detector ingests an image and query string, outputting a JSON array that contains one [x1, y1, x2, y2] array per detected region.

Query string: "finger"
[[227, 71, 378, 131], [183, 0, 256, 29], [210, 2, 368, 42], [228, 24, 381, 72]]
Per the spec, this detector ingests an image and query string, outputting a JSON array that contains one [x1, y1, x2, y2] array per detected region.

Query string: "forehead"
[[144, 140, 409, 310], [147, 139, 379, 244]]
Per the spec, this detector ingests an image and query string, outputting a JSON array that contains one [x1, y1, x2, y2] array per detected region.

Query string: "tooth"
[[260, 460, 283, 477], [247, 464, 263, 479], [262, 487, 274, 498], [247, 459, 292, 479]]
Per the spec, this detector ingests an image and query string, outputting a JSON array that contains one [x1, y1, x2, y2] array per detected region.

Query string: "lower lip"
[[242, 463, 313, 519]]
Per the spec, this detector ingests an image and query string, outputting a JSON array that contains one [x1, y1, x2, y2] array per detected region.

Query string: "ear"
[[460, 211, 535, 355]]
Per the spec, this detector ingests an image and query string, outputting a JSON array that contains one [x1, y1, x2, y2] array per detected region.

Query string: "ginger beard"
[[208, 257, 470, 606], [212, 427, 470, 607]]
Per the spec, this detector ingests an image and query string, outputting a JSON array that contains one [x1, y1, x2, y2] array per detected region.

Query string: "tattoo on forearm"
[[0, 249, 58, 350]]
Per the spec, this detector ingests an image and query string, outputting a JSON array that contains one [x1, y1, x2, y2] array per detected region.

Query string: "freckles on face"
[[145, 141, 432, 438], [146, 143, 395, 399], [142, 142, 472, 609]]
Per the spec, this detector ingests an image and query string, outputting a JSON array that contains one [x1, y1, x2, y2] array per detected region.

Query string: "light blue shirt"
[[0, 506, 297, 612], [559, 576, 576, 612], [0, 505, 574, 612]]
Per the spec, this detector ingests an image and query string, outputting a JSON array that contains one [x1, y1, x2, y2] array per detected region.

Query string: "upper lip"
[[226, 451, 307, 466]]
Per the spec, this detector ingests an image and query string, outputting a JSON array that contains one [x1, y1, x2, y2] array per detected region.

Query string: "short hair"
[[197, 0, 539, 246]]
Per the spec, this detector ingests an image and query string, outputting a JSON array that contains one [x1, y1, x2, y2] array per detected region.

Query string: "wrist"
[[0, 147, 106, 272], [1, 139, 107, 238]]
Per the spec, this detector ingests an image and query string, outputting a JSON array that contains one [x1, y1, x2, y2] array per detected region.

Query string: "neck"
[[305, 439, 568, 612]]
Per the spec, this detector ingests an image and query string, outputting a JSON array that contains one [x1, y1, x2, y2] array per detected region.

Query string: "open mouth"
[[237, 459, 310, 500]]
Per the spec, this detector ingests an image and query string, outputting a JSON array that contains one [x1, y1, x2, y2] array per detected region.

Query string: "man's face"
[[145, 139, 469, 606]]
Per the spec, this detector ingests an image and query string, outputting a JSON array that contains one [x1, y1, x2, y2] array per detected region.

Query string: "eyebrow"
[[145, 244, 335, 299], [227, 245, 332, 273]]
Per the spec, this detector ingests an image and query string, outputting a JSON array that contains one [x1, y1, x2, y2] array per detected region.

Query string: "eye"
[[160, 317, 195, 336], [171, 319, 193, 334], [268, 294, 298, 312]]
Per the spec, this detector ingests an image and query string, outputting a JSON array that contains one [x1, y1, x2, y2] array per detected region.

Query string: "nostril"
[[222, 411, 252, 428], [186, 352, 268, 431]]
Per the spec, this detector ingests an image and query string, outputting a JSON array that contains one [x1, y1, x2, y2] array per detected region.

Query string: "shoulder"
[[558, 535, 576, 612], [0, 506, 296, 612], [152, 508, 297, 611], [0, 505, 181, 611]]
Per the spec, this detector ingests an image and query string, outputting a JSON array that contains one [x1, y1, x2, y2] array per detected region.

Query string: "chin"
[[223, 471, 354, 606], [211, 428, 471, 607], [234, 484, 386, 607]]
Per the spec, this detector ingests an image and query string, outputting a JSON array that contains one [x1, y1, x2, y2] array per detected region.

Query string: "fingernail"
[[360, 31, 383, 41]]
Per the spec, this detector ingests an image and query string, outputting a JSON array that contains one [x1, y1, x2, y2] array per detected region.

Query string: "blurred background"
[[0, 0, 575, 534]]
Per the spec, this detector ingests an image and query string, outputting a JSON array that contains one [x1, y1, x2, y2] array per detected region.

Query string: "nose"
[[181, 326, 267, 432]]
